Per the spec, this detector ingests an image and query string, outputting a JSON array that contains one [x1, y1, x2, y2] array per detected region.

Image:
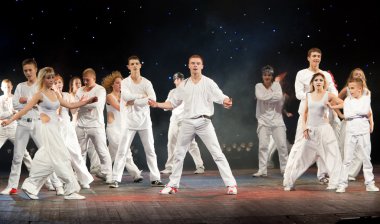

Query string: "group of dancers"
[[0, 49, 378, 200]]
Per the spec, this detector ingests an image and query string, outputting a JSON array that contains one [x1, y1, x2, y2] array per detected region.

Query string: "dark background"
[[0, 0, 379, 171]]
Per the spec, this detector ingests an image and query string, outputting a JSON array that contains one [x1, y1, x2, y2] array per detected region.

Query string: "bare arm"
[[338, 87, 347, 100], [57, 92, 97, 109], [148, 100, 173, 110], [303, 96, 310, 139], [107, 94, 120, 111]]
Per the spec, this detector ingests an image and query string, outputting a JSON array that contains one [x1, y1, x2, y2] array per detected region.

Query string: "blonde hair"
[[37, 67, 55, 90], [1, 79, 12, 86], [102, 71, 123, 93], [309, 73, 327, 92], [69, 76, 81, 94], [346, 68, 368, 89]]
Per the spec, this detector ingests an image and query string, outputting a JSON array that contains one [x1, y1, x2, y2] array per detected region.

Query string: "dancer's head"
[[309, 72, 327, 92]]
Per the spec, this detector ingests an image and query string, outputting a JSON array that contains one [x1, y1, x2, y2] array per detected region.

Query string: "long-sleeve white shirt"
[[12, 82, 39, 119], [295, 69, 338, 114], [168, 75, 228, 119], [344, 95, 371, 135], [166, 89, 184, 123], [75, 84, 106, 128], [0, 95, 17, 128], [255, 82, 285, 127], [120, 76, 156, 130]]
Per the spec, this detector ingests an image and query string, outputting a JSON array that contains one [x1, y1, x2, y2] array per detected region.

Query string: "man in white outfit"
[[253, 65, 288, 177], [75, 68, 113, 183], [110, 55, 163, 188], [160, 72, 205, 175], [284, 48, 338, 185], [149, 54, 237, 195]]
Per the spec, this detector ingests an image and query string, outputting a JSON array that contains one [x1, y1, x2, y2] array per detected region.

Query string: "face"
[[312, 75, 325, 90], [54, 79, 63, 92], [307, 51, 321, 67], [127, 59, 141, 72], [72, 78, 82, 91], [173, 78, 182, 87], [348, 82, 362, 98], [262, 72, 273, 85], [23, 64, 38, 81], [82, 73, 95, 87], [188, 57, 204, 74], [112, 78, 122, 92], [44, 74, 55, 88], [1, 82, 12, 94], [352, 69, 364, 79]]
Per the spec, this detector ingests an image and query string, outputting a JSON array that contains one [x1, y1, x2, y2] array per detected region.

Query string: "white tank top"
[[38, 92, 60, 123], [307, 92, 328, 127], [106, 94, 121, 128]]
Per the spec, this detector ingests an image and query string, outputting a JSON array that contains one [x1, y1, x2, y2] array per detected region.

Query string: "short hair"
[[348, 77, 364, 88], [261, 65, 274, 75], [22, 58, 37, 68], [307, 48, 322, 57], [127, 55, 140, 64], [1, 79, 12, 85], [54, 74, 64, 83], [188, 54, 204, 63], [172, 72, 184, 80]]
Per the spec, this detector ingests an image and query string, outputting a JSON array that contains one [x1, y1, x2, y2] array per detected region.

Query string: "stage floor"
[[1, 166, 380, 224]]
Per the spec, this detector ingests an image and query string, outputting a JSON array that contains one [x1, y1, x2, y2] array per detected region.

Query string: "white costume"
[[21, 93, 80, 196], [0, 94, 32, 171], [285, 69, 338, 182], [163, 89, 204, 172], [255, 82, 288, 174], [112, 76, 161, 182], [166, 76, 236, 188], [75, 84, 112, 182], [59, 92, 94, 186], [283, 92, 343, 189]]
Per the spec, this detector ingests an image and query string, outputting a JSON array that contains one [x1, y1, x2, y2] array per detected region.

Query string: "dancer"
[[336, 77, 378, 192], [110, 56, 163, 188], [253, 65, 288, 176], [149, 54, 237, 195], [53, 75, 94, 189], [284, 48, 338, 185], [75, 68, 113, 183], [160, 72, 205, 175], [283, 73, 344, 191], [1, 67, 96, 200]]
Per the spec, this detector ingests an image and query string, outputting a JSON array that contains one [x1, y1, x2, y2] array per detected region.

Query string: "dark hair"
[[261, 65, 274, 75], [128, 55, 141, 64], [69, 76, 81, 94], [188, 54, 204, 63], [22, 58, 37, 68], [307, 48, 322, 57], [173, 72, 184, 80]]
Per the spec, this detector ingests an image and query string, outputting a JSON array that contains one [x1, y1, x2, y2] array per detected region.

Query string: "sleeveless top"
[[106, 94, 121, 128], [307, 92, 329, 127], [38, 92, 60, 123]]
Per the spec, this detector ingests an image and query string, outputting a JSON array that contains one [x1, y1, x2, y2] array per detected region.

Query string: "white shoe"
[[336, 187, 346, 193], [366, 184, 379, 192], [348, 176, 356, 181], [159, 185, 178, 194], [160, 169, 172, 174], [64, 193, 86, 200], [284, 186, 295, 191], [56, 186, 64, 196], [45, 183, 55, 191], [0, 187, 17, 195], [194, 166, 205, 174], [326, 185, 337, 190], [227, 185, 237, 195], [81, 184, 90, 189], [252, 171, 267, 177], [22, 188, 39, 200], [109, 181, 119, 188]]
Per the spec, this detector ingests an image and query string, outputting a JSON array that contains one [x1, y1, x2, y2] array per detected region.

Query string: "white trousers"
[[167, 118, 236, 188], [0, 125, 32, 171], [257, 125, 288, 173], [267, 136, 292, 168], [283, 124, 344, 188], [22, 122, 80, 195], [76, 126, 112, 182], [112, 127, 160, 182], [61, 120, 94, 186], [340, 133, 375, 187], [164, 120, 204, 170]]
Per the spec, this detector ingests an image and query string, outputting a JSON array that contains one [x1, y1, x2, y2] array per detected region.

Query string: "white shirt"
[[13, 81, 39, 119], [255, 82, 285, 127], [344, 95, 371, 135], [0, 94, 17, 127], [295, 69, 338, 114], [75, 84, 106, 128], [169, 75, 228, 119], [166, 89, 184, 123], [120, 76, 156, 130]]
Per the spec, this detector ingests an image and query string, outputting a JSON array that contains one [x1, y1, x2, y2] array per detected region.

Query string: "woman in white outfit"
[[53, 75, 94, 189], [283, 72, 344, 191], [1, 67, 96, 200]]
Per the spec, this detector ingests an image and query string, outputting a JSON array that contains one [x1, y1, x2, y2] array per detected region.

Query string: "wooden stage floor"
[[1, 166, 380, 224]]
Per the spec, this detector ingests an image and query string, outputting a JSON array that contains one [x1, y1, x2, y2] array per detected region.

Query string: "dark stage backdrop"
[[0, 0, 379, 171]]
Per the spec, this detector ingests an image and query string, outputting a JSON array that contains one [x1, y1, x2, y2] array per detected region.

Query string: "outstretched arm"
[[57, 92, 97, 109], [148, 100, 173, 110]]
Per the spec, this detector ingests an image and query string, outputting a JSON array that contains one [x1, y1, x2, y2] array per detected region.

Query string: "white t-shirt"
[[344, 95, 371, 135], [13, 81, 39, 120]]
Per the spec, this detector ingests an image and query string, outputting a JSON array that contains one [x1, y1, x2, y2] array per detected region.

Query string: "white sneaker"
[[81, 184, 90, 189], [159, 185, 178, 194], [22, 188, 39, 200], [56, 186, 64, 196], [348, 176, 356, 181], [64, 193, 86, 200], [0, 187, 17, 195], [284, 186, 295, 191], [336, 187, 346, 193], [252, 171, 267, 177], [194, 166, 205, 174], [366, 184, 379, 192], [227, 185, 237, 195], [160, 169, 172, 174], [109, 181, 119, 188]]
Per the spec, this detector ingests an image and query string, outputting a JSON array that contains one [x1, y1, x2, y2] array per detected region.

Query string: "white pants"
[[22, 122, 80, 195], [86, 139, 101, 173], [283, 124, 344, 188], [167, 118, 236, 188], [0, 125, 32, 171], [267, 136, 291, 168], [164, 120, 204, 170], [61, 120, 94, 186], [257, 125, 288, 173], [112, 127, 160, 182], [340, 133, 375, 187], [76, 126, 112, 182]]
